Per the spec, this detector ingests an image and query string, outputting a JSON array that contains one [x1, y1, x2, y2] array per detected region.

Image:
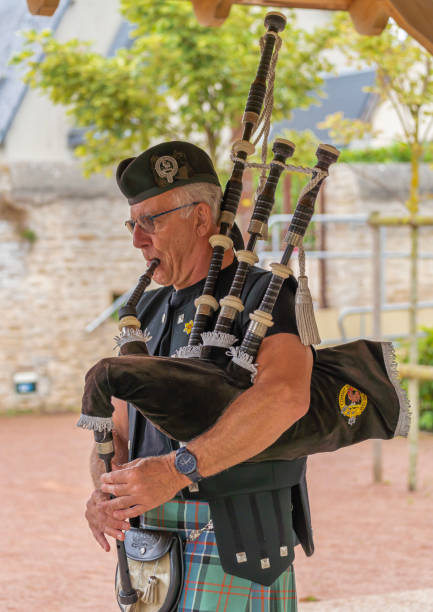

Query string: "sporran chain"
[[187, 519, 214, 542]]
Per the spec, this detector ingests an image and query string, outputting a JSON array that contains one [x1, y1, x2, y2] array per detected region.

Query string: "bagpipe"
[[78, 12, 410, 591]]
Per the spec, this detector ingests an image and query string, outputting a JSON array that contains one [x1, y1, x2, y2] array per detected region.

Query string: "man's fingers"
[[100, 482, 131, 497], [106, 516, 130, 532], [100, 495, 135, 512], [100, 469, 133, 485], [105, 526, 126, 541], [113, 505, 145, 521], [91, 527, 110, 552]]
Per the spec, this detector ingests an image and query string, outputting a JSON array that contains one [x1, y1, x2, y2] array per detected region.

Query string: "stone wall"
[[1, 161, 433, 414], [0, 161, 147, 413], [323, 163, 433, 308]]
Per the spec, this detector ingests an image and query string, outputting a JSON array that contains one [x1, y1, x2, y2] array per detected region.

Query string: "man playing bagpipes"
[[80, 13, 408, 611], [85, 140, 313, 610]]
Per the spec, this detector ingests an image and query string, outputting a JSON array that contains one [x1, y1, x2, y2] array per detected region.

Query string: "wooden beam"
[[349, 0, 389, 36], [236, 0, 350, 8], [27, 0, 60, 16], [190, 0, 234, 26], [190, 0, 350, 24], [385, 0, 433, 56]]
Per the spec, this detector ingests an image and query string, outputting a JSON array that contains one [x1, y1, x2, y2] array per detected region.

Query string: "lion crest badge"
[[338, 384, 367, 426], [151, 150, 193, 186], [154, 155, 179, 184]]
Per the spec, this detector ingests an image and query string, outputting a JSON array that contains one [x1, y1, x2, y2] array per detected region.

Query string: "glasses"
[[125, 202, 200, 235]]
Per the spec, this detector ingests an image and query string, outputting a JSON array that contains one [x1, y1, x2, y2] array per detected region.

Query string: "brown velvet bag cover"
[[81, 339, 408, 460]]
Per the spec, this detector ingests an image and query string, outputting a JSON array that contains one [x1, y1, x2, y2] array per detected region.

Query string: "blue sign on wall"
[[14, 372, 38, 394], [15, 381, 37, 394]]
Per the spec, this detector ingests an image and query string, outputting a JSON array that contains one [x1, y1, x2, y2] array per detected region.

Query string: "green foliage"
[[418, 327, 433, 431], [326, 14, 433, 216], [323, 16, 433, 164], [420, 410, 433, 431], [333, 13, 433, 119], [339, 142, 433, 163], [318, 111, 378, 147], [399, 327, 433, 431], [12, 2, 333, 175], [19, 228, 38, 243]]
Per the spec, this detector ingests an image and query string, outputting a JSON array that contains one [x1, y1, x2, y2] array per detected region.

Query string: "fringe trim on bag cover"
[[381, 341, 411, 437], [228, 346, 258, 381], [76, 414, 113, 432], [173, 345, 202, 359], [201, 331, 238, 349], [114, 327, 152, 349]]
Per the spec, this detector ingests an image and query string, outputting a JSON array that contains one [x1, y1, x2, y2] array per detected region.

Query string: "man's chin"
[[152, 268, 170, 287]]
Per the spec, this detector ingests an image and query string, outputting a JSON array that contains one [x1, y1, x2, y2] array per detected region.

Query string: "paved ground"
[[1, 413, 432, 611], [298, 589, 433, 611]]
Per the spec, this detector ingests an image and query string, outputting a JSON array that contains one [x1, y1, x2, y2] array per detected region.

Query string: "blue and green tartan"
[[141, 499, 297, 612]]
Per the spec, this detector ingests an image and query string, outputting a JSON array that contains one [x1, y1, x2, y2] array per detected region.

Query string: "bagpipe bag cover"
[[80, 338, 409, 461]]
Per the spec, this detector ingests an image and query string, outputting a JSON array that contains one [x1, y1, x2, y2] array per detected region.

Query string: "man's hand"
[[99, 454, 188, 520], [85, 488, 131, 552]]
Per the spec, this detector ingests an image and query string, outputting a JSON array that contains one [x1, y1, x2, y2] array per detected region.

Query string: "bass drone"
[[78, 12, 409, 591]]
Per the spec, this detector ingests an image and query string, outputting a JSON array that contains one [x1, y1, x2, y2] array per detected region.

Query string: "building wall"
[[0, 160, 145, 412], [1, 0, 121, 162]]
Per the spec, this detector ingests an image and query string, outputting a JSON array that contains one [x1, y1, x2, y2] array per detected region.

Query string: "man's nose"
[[132, 225, 153, 249]]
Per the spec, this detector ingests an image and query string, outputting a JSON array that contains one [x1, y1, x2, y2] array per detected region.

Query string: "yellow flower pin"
[[183, 320, 194, 335]]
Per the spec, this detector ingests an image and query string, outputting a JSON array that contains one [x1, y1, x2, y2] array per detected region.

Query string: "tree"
[[321, 14, 433, 491], [12, 0, 332, 174]]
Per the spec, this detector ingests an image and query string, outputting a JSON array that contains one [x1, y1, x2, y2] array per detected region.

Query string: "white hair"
[[170, 183, 222, 223]]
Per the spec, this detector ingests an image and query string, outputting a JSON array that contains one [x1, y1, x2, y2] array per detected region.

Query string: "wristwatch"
[[174, 447, 202, 483]]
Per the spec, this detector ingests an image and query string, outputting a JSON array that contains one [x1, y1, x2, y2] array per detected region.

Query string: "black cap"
[[116, 141, 221, 204]]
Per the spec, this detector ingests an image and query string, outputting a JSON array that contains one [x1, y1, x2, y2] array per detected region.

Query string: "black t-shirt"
[[129, 261, 299, 459]]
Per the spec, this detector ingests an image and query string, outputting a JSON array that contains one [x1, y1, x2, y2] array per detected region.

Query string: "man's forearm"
[[90, 445, 106, 488], [187, 379, 308, 478], [170, 334, 312, 483]]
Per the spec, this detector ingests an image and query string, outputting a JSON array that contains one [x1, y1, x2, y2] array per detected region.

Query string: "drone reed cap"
[[316, 144, 340, 164], [264, 12, 287, 32], [272, 138, 296, 158]]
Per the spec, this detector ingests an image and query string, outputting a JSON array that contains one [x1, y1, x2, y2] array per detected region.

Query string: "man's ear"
[[194, 202, 213, 237]]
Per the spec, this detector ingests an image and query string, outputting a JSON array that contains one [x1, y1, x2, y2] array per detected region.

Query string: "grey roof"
[[272, 70, 377, 144], [107, 20, 134, 57], [0, 0, 71, 144]]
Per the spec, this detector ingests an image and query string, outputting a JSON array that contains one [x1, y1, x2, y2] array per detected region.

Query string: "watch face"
[[176, 451, 196, 474]]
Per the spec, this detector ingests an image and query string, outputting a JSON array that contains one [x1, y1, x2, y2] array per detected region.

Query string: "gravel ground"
[[1, 413, 432, 611]]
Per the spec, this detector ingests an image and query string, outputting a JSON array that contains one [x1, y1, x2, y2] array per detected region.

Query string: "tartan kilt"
[[141, 499, 297, 612]]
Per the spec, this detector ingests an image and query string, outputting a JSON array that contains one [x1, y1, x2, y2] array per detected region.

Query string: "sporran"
[[115, 528, 183, 612]]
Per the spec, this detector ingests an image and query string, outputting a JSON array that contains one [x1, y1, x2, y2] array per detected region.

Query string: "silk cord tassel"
[[141, 559, 159, 604], [295, 245, 321, 346], [141, 575, 158, 604]]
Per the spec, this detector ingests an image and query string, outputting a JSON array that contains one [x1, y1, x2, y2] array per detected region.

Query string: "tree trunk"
[[407, 141, 421, 492], [408, 223, 419, 492]]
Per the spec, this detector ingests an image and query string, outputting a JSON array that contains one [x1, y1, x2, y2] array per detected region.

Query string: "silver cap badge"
[[155, 155, 179, 184]]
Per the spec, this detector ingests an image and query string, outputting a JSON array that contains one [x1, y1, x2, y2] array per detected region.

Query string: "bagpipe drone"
[[78, 12, 410, 592]]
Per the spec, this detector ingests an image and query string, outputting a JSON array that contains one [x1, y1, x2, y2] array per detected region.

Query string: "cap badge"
[[155, 155, 179, 184]]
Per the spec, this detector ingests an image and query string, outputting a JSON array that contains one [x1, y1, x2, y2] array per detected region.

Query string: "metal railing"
[[258, 213, 433, 344]]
